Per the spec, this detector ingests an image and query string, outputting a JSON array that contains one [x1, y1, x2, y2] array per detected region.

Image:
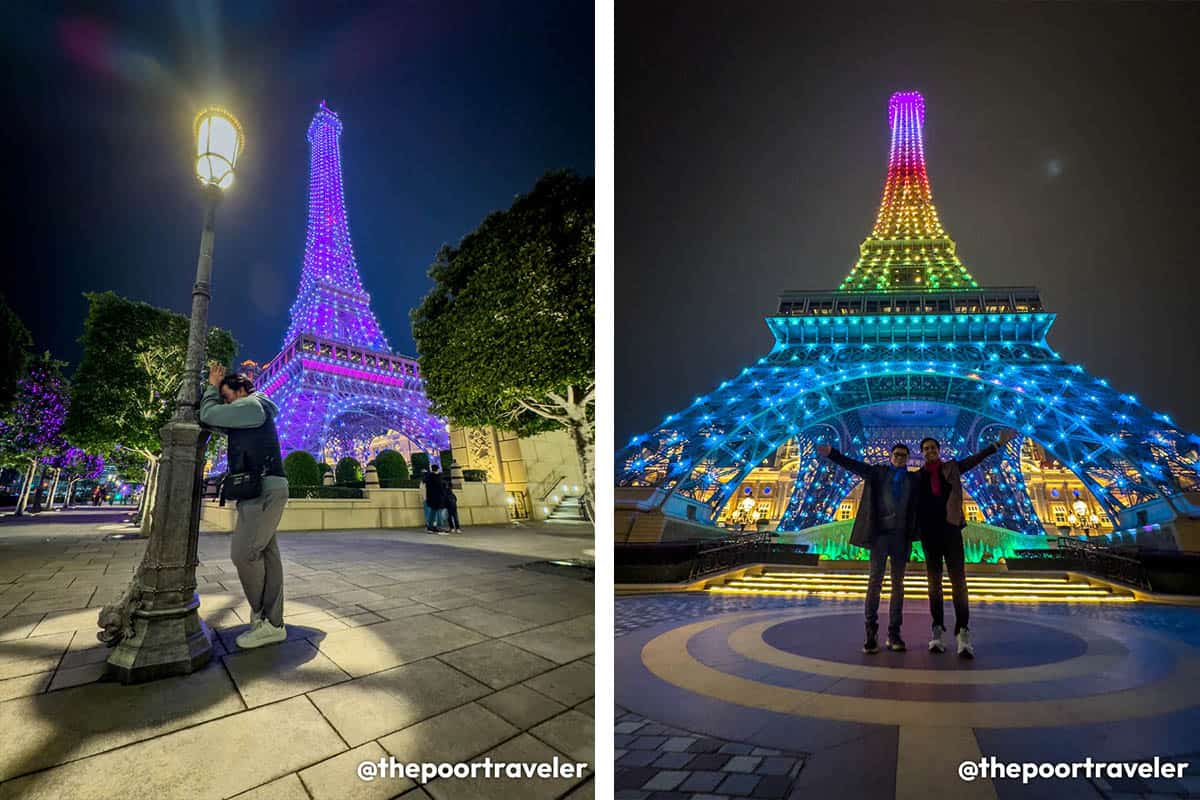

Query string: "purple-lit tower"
[[257, 103, 450, 463]]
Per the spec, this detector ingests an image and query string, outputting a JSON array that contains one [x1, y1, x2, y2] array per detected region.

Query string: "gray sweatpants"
[[231, 486, 289, 627]]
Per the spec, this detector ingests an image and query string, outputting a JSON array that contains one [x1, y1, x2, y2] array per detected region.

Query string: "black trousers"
[[865, 532, 910, 637], [921, 522, 970, 634]]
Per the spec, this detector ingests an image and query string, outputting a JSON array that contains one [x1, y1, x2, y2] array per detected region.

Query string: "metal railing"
[[1014, 537, 1152, 591]]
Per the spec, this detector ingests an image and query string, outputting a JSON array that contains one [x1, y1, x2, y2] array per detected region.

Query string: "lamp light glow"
[[194, 107, 245, 189]]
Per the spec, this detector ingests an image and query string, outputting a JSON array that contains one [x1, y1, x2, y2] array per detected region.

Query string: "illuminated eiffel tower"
[[257, 103, 449, 462], [616, 91, 1200, 546]]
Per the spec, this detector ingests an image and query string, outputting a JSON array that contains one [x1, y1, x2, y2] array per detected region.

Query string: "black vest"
[[227, 398, 286, 479]]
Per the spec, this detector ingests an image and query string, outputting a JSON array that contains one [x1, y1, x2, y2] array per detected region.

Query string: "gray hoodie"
[[200, 387, 289, 490]]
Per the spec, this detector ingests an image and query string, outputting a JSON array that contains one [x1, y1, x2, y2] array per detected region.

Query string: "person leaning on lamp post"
[[816, 441, 919, 654], [200, 364, 290, 649], [916, 428, 1018, 659]]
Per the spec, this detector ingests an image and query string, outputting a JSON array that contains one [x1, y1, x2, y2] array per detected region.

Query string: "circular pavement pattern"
[[619, 604, 1200, 730]]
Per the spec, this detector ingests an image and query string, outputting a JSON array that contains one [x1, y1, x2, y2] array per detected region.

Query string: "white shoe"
[[928, 625, 946, 653], [236, 619, 286, 649], [435, 530, 450, 536], [957, 628, 974, 659]]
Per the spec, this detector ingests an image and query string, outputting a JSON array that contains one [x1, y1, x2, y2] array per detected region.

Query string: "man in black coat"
[[817, 442, 919, 654]]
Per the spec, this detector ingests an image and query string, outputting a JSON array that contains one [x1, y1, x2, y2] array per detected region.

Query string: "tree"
[[411, 171, 595, 517], [64, 292, 237, 534], [374, 449, 409, 485], [284, 451, 322, 487], [0, 353, 70, 514], [47, 447, 105, 508], [335, 457, 363, 486], [0, 293, 33, 415], [410, 452, 431, 480]]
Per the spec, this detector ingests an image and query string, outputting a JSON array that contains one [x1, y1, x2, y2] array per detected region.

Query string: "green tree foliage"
[[0, 293, 33, 414], [64, 292, 238, 462], [283, 451, 322, 487], [318, 462, 332, 475], [374, 449, 410, 485], [410, 452, 431, 480], [411, 171, 595, 515], [335, 456, 363, 486]]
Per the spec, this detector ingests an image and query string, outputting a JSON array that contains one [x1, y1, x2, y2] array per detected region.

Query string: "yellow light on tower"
[[194, 107, 245, 190]]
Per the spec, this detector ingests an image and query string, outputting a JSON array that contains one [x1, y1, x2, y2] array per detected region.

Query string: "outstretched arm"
[[958, 428, 1017, 472], [817, 444, 874, 479]]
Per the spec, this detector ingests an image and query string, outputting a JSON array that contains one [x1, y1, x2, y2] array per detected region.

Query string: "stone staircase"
[[547, 494, 587, 522]]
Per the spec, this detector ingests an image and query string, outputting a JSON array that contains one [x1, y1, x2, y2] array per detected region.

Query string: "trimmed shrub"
[[375, 450, 410, 486], [410, 452, 431, 480], [288, 486, 364, 499], [283, 451, 322, 487], [318, 462, 332, 475], [335, 457, 363, 486]]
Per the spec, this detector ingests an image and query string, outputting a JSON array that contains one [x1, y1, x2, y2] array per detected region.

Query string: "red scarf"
[[924, 459, 943, 496]]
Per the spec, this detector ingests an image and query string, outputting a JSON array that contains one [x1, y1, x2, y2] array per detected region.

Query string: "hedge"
[[335, 457, 363, 486], [375, 450, 409, 483], [283, 451, 322, 487], [288, 486, 364, 499]]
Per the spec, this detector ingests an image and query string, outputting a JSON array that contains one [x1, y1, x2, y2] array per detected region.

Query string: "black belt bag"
[[222, 470, 263, 502]]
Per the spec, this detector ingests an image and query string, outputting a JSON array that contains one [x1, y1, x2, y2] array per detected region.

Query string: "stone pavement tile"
[[222, 638, 350, 707], [680, 771, 725, 792], [341, 612, 387, 628], [686, 754, 732, 771], [723, 756, 762, 773], [616, 767, 659, 790], [786, 727, 896, 800], [411, 593, 479, 612], [27, 606, 105, 637], [631, 736, 668, 750], [299, 741, 400, 800], [357, 598, 425, 614], [338, 572, 400, 589], [323, 588, 389, 606], [433, 605, 541, 638], [716, 772, 760, 795], [530, 709, 594, 764], [662, 736, 697, 752], [479, 684, 567, 730], [489, 594, 588, 625], [618, 750, 659, 767], [0, 659, 243, 781], [47, 659, 107, 691], [503, 614, 594, 664], [563, 778, 594, 799], [466, 587, 541, 604], [214, 612, 350, 651], [750, 774, 791, 798], [437, 640, 556, 689], [0, 613, 43, 641], [423, 733, 585, 800], [652, 753, 693, 769], [308, 657, 490, 746], [327, 604, 372, 618], [0, 631, 71, 680], [0, 695, 345, 800], [375, 604, 439, 621], [10, 593, 96, 616], [758, 756, 800, 776], [0, 670, 52, 702], [643, 770, 689, 791], [378, 702, 518, 766], [230, 773, 310, 800], [60, 633, 111, 670], [576, 698, 594, 716], [719, 743, 754, 755], [522, 660, 593, 706], [315, 615, 486, 677]]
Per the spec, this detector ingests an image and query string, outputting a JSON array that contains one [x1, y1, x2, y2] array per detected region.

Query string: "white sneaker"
[[928, 625, 946, 653], [957, 628, 974, 659], [435, 529, 450, 536], [236, 619, 286, 649]]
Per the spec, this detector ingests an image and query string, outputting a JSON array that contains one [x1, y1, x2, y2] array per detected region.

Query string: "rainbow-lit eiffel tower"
[[616, 91, 1200, 545], [256, 103, 449, 462]]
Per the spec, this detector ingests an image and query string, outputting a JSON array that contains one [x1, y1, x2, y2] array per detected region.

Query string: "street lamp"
[[101, 107, 244, 683]]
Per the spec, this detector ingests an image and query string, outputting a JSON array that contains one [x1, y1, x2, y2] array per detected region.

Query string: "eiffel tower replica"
[[257, 103, 449, 462], [617, 91, 1200, 546]]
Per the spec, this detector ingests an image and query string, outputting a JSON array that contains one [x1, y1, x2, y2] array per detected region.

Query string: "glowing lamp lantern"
[[194, 107, 245, 190]]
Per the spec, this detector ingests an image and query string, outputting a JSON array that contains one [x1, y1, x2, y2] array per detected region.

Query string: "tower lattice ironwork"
[[616, 91, 1200, 538], [257, 103, 449, 463]]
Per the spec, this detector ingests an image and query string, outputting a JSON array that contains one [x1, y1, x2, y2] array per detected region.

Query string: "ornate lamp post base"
[[104, 595, 213, 683]]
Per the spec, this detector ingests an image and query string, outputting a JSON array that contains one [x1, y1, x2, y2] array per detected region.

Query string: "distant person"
[[201, 365, 290, 650], [817, 441, 919, 654], [917, 429, 1017, 658], [91, 486, 102, 506], [443, 472, 461, 533], [422, 463, 448, 535]]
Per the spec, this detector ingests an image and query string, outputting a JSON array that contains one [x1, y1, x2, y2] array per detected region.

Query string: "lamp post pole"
[[103, 183, 223, 683], [101, 105, 242, 682]]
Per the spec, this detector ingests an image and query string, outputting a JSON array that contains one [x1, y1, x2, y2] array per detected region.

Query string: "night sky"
[[1, 1, 593, 370], [616, 3, 1200, 444]]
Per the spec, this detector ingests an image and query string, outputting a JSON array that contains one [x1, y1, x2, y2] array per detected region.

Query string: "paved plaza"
[[615, 592, 1200, 800], [0, 508, 595, 800]]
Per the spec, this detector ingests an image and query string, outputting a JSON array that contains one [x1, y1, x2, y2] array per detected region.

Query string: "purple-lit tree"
[[0, 353, 70, 514], [47, 447, 105, 509]]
